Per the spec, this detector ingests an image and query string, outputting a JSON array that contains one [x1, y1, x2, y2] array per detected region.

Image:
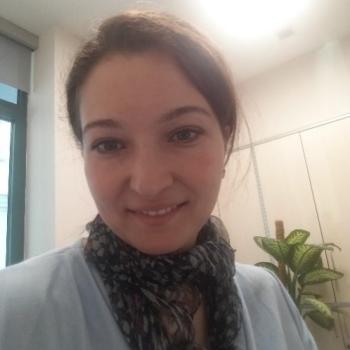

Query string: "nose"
[[129, 146, 174, 199]]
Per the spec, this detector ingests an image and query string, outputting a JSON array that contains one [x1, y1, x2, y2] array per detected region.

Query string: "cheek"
[[185, 147, 225, 189], [84, 159, 118, 204]]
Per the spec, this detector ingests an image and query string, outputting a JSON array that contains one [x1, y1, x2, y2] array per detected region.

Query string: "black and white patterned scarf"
[[84, 215, 242, 349]]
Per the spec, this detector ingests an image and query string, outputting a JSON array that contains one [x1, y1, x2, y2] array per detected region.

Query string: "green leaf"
[[306, 310, 334, 330], [290, 244, 323, 273], [302, 297, 333, 319], [255, 262, 279, 276], [254, 236, 264, 250], [314, 257, 323, 269], [319, 243, 342, 252], [302, 297, 335, 329], [285, 229, 310, 245], [254, 236, 291, 263], [300, 268, 343, 286], [300, 291, 322, 299]]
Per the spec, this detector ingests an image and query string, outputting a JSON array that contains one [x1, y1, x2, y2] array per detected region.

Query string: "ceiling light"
[[200, 0, 312, 40]]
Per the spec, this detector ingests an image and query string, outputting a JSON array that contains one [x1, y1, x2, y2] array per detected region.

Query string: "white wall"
[[25, 29, 56, 258], [54, 29, 96, 249], [216, 35, 350, 259], [25, 28, 96, 258], [237, 36, 350, 145], [216, 35, 350, 349]]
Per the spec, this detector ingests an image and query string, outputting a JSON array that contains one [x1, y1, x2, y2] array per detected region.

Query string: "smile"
[[137, 204, 179, 216], [128, 202, 187, 220]]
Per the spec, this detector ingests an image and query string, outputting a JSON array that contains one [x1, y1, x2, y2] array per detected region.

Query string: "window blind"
[[0, 17, 38, 93]]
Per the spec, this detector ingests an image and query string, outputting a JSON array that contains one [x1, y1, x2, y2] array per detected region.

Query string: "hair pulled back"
[[66, 11, 237, 163]]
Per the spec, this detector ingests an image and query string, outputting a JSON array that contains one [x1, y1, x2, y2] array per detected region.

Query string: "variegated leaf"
[[290, 244, 323, 273], [300, 268, 343, 286], [254, 236, 291, 263], [285, 229, 310, 246]]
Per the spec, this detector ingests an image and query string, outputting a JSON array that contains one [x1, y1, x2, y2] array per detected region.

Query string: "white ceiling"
[[0, 0, 350, 81]]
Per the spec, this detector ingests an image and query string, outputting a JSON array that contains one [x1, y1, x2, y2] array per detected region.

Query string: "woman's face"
[[80, 51, 227, 255]]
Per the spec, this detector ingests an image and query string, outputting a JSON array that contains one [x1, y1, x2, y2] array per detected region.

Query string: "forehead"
[[79, 51, 214, 128]]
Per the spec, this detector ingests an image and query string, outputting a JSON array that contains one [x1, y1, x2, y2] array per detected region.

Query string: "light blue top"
[[0, 240, 318, 350]]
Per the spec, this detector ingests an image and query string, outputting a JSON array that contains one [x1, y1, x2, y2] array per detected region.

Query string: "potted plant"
[[254, 221, 343, 330]]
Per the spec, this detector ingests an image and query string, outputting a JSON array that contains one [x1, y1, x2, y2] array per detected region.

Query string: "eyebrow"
[[82, 105, 212, 135], [159, 105, 212, 123]]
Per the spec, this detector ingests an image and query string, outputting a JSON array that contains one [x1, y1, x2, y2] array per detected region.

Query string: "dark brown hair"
[[66, 11, 237, 164]]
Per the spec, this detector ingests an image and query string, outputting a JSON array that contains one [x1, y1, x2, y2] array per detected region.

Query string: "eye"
[[91, 139, 124, 154], [169, 127, 203, 143]]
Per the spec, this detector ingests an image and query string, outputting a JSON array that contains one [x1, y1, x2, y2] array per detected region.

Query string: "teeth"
[[139, 204, 178, 216]]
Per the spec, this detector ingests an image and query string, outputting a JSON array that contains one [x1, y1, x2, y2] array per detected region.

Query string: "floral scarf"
[[84, 215, 242, 349]]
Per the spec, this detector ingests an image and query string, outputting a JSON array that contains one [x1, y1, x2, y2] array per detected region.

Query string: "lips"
[[127, 202, 187, 218], [136, 204, 179, 216]]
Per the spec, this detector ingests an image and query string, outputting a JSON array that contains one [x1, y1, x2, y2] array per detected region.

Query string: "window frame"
[[0, 89, 27, 266]]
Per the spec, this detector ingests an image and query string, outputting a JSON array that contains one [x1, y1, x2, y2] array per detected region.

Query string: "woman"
[[0, 11, 318, 350]]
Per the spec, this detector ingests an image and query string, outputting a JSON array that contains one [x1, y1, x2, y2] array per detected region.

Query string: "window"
[[0, 82, 27, 268], [0, 82, 18, 104], [0, 119, 11, 268]]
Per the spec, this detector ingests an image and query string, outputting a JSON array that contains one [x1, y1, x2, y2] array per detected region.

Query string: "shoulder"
[[234, 262, 296, 317], [0, 241, 93, 348], [235, 262, 276, 288], [0, 241, 130, 350], [234, 263, 318, 349], [0, 242, 85, 315], [235, 263, 284, 300], [0, 242, 83, 286]]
